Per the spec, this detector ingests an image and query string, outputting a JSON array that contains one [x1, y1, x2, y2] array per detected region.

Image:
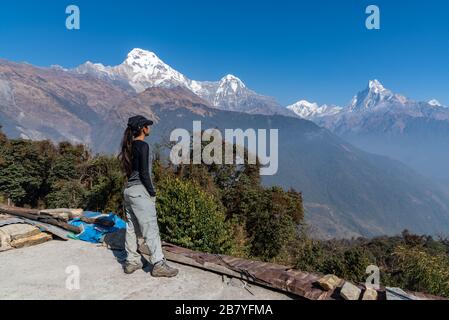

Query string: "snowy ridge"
[[71, 48, 287, 116], [349, 79, 408, 112], [287, 80, 448, 121], [428, 99, 444, 108], [287, 100, 343, 119]]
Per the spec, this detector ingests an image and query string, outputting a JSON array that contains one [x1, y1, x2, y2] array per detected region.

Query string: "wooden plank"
[[163, 250, 243, 279], [39, 217, 81, 234], [0, 205, 81, 234], [0, 206, 40, 220], [0, 205, 39, 215], [160, 247, 313, 299]]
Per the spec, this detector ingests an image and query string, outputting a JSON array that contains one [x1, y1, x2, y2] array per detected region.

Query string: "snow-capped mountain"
[[72, 48, 293, 117], [287, 79, 418, 121], [349, 79, 409, 112], [428, 99, 444, 108], [290, 80, 449, 123], [294, 79, 449, 183], [306, 80, 449, 131], [348, 80, 449, 118], [287, 100, 343, 120]]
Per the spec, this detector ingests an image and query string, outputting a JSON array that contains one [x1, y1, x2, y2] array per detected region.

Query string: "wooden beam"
[[0, 205, 81, 234], [39, 217, 81, 234], [0, 206, 40, 220]]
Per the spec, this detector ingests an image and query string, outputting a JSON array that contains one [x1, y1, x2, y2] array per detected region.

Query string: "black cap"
[[127, 115, 154, 132]]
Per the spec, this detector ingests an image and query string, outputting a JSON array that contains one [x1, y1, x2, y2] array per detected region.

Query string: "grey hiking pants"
[[123, 184, 165, 265]]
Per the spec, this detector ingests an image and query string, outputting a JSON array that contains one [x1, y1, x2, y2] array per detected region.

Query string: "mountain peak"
[[368, 79, 387, 92], [287, 100, 342, 119], [127, 48, 158, 58], [293, 100, 319, 109], [124, 48, 164, 67], [70, 49, 284, 116], [220, 74, 245, 85], [428, 99, 443, 107], [222, 74, 240, 80], [218, 74, 246, 93], [350, 79, 400, 111]]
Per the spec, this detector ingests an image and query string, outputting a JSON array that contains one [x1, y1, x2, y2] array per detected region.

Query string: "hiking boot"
[[124, 262, 143, 274], [151, 259, 179, 278]]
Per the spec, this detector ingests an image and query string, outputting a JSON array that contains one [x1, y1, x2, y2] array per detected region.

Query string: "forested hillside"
[[1, 128, 448, 297]]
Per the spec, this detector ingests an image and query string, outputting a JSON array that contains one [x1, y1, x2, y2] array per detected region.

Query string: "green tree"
[[0, 139, 55, 206], [156, 174, 236, 254], [45, 180, 86, 208], [81, 155, 125, 213]]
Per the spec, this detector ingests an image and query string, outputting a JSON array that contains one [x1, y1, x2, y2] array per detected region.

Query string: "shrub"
[[393, 246, 449, 297], [247, 205, 298, 261], [156, 175, 235, 254], [294, 238, 374, 283], [294, 237, 326, 272]]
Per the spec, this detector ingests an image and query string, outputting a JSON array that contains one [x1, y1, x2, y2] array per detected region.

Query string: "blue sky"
[[0, 0, 448, 106]]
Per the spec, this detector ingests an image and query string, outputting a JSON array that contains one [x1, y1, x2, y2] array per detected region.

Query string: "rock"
[[11, 232, 52, 248], [340, 281, 362, 300], [362, 287, 378, 300], [0, 229, 12, 252], [318, 274, 342, 291], [0, 223, 41, 241]]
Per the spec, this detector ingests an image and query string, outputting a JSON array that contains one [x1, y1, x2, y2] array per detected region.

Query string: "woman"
[[118, 115, 178, 277]]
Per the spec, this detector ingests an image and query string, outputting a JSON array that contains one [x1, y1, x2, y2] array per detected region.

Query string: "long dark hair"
[[118, 127, 139, 178]]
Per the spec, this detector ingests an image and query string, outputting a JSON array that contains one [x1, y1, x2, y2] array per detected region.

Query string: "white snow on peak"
[[349, 79, 406, 111], [287, 100, 343, 119], [287, 80, 449, 124], [221, 74, 243, 82], [73, 61, 117, 80], [297, 100, 319, 108], [127, 48, 156, 57], [218, 74, 246, 92], [119, 48, 190, 92], [71, 49, 276, 111], [428, 99, 443, 107], [124, 48, 164, 69], [368, 79, 388, 93]]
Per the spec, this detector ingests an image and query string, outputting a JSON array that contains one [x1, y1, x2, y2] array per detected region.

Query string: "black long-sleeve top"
[[127, 140, 157, 197]]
